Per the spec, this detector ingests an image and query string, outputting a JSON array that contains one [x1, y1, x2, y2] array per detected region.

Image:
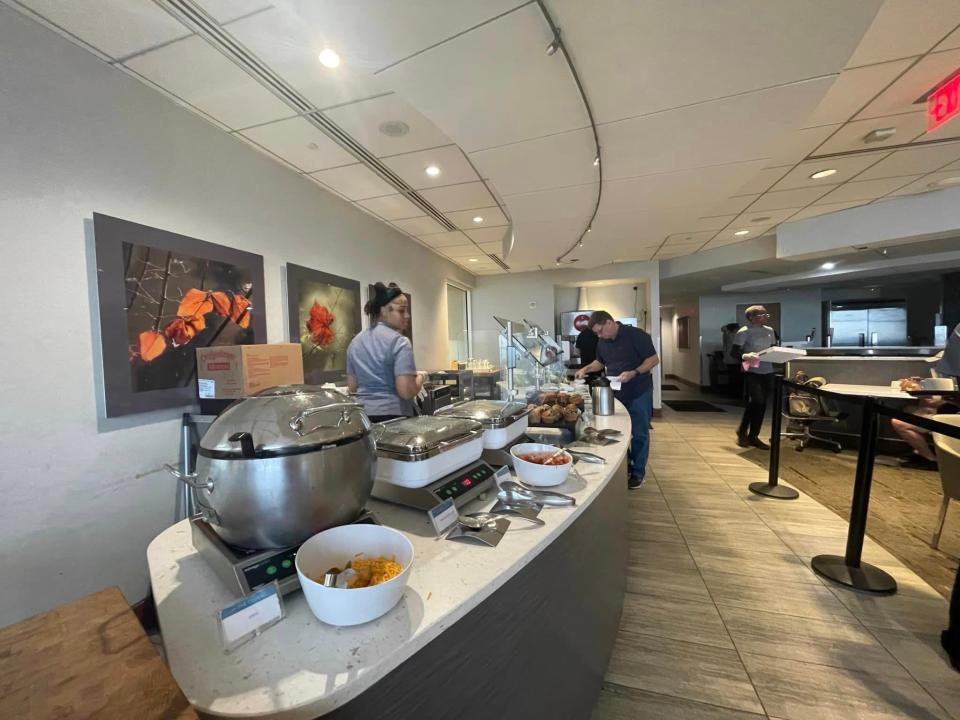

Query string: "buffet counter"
[[147, 406, 630, 719]]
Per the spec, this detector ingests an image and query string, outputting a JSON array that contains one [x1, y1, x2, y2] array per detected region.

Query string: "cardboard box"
[[196, 344, 304, 399]]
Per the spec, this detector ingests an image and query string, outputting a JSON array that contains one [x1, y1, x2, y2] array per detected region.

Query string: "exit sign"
[[928, 72, 960, 132]]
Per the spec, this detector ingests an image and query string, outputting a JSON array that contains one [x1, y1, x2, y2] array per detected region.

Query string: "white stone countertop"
[[818, 383, 916, 399], [147, 407, 630, 719]]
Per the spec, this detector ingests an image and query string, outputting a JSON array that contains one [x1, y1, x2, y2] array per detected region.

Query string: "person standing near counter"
[[346, 282, 426, 423], [575, 311, 659, 489], [732, 305, 777, 449]]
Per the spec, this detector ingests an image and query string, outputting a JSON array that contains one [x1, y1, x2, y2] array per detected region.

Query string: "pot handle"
[[289, 402, 363, 436], [164, 464, 215, 492], [229, 432, 256, 458]]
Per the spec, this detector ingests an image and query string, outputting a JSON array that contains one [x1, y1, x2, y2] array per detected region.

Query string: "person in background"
[[732, 305, 777, 449], [574, 324, 600, 381], [575, 310, 659, 489], [935, 323, 960, 671], [346, 282, 426, 423]]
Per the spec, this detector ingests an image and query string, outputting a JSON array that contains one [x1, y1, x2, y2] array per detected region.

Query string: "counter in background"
[[147, 408, 630, 720]]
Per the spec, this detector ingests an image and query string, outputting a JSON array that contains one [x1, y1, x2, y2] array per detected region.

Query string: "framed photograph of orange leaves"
[[285, 264, 361, 384], [94, 213, 265, 417]]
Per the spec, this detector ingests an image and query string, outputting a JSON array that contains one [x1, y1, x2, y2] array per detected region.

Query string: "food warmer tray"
[[372, 415, 484, 489], [434, 400, 530, 449]]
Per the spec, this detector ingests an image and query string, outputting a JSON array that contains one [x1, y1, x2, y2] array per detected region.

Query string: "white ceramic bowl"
[[510, 442, 572, 487], [295, 524, 414, 626]]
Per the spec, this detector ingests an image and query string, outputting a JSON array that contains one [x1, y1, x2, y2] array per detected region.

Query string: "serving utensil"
[[321, 560, 352, 588], [497, 480, 576, 507]]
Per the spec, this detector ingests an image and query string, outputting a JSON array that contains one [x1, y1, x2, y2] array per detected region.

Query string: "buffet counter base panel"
[[147, 408, 631, 719]]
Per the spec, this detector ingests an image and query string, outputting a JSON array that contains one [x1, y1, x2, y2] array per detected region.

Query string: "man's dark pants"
[[738, 373, 772, 440]]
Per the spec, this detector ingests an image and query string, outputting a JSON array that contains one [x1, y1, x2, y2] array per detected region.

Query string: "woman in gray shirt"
[[346, 282, 425, 422]]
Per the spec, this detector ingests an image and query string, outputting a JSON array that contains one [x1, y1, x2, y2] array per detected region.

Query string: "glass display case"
[[495, 316, 566, 399]]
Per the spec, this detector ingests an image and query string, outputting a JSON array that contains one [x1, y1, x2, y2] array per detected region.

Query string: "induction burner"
[[190, 509, 379, 597]]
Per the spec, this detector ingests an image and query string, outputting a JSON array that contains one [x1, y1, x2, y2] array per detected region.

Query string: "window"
[[446, 283, 470, 365]]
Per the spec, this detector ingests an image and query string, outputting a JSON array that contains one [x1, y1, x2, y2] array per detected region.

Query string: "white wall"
[[471, 262, 662, 408], [0, 9, 473, 627], [581, 284, 648, 324], [698, 289, 821, 383], [661, 298, 701, 386]]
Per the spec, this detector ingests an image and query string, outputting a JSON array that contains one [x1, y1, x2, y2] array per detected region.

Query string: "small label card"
[[217, 581, 284, 652], [428, 497, 460, 537], [494, 465, 511, 488], [198, 378, 216, 399]]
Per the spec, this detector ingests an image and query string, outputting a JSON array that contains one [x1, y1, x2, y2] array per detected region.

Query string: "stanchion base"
[[811, 555, 897, 595], [748, 481, 799, 499]]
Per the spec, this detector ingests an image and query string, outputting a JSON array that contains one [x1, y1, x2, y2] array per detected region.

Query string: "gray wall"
[[0, 8, 473, 627]]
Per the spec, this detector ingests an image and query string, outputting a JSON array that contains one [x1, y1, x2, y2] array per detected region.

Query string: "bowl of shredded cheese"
[[296, 524, 414, 626]]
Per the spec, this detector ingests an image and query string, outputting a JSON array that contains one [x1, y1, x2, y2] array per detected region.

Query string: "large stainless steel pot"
[[167, 385, 375, 549]]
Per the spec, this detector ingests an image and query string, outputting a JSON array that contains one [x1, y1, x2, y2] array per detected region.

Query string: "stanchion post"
[[748, 374, 798, 500], [811, 397, 897, 594]]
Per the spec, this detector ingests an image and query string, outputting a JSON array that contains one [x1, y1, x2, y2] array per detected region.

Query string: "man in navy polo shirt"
[[576, 311, 659, 489]]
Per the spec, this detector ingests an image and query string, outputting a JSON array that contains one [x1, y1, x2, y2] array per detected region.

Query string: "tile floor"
[[591, 400, 958, 720]]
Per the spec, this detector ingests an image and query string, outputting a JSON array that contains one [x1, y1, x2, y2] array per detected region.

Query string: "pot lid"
[[372, 415, 483, 455], [435, 399, 529, 428], [200, 385, 368, 457]]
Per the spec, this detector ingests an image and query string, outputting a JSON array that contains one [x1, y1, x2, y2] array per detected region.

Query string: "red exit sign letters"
[[928, 72, 960, 132]]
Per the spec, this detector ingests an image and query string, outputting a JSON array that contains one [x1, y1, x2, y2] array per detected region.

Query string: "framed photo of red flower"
[[93, 213, 266, 417], [286, 264, 361, 384]]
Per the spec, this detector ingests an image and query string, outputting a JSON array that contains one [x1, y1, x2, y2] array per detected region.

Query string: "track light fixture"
[[546, 29, 561, 55]]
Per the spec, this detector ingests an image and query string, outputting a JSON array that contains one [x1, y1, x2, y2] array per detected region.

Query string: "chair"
[[932, 414, 960, 549], [782, 413, 843, 453]]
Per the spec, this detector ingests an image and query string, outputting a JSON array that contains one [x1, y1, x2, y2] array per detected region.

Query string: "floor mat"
[[661, 384, 680, 391], [663, 400, 726, 413]]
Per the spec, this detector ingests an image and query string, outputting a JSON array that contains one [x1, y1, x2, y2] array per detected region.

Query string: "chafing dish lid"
[[372, 415, 482, 455], [200, 385, 368, 457], [434, 399, 529, 428]]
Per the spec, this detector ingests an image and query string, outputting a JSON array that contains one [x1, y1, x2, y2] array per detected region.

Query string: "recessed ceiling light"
[[378, 120, 409, 137], [863, 127, 896, 144], [467, 258, 478, 262], [929, 176, 960, 189], [734, 229, 750, 236], [318, 48, 340, 68], [425, 165, 441, 177], [472, 216, 483, 223], [821, 262, 836, 270], [809, 168, 837, 180]]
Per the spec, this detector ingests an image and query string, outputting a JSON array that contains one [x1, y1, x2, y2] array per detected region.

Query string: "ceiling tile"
[[730, 208, 803, 228], [857, 48, 960, 119], [690, 215, 737, 231], [765, 124, 843, 166], [309, 163, 396, 200], [855, 142, 960, 180], [468, 128, 597, 196], [442, 244, 483, 258], [420, 182, 495, 212], [390, 216, 447, 236], [17, 0, 190, 59], [663, 232, 714, 245], [286, 0, 523, 72], [240, 117, 355, 171], [787, 201, 869, 222], [323, 94, 451, 157], [600, 77, 835, 180], [813, 112, 929, 155], [549, 0, 881, 123], [478, 242, 502, 255], [506, 185, 596, 223], [816, 176, 922, 203], [224, 7, 388, 111], [381, 145, 477, 189], [747, 186, 834, 212], [466, 227, 510, 245], [803, 59, 914, 127], [445, 207, 507, 230], [713, 224, 775, 244], [124, 35, 292, 128], [769, 154, 889, 191], [733, 167, 792, 196], [419, 231, 469, 248], [885, 171, 960, 197], [377, 4, 589, 152], [357, 194, 422, 221], [196, 0, 270, 24], [936, 25, 960, 51], [845, 0, 960, 68], [707, 195, 761, 216]]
